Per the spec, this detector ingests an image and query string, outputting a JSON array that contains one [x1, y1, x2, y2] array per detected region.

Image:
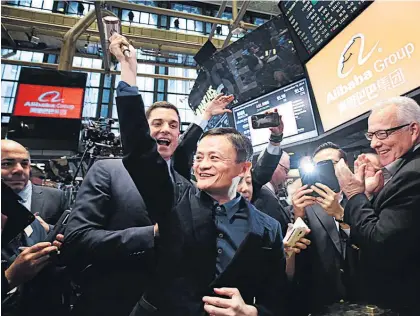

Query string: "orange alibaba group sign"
[[306, 1, 420, 131], [14, 84, 84, 119]]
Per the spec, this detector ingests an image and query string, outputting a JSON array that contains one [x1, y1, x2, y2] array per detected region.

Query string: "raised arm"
[[251, 114, 284, 202], [110, 33, 174, 223]]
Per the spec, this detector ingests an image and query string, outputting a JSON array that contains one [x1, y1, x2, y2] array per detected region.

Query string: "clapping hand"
[[354, 154, 384, 198]]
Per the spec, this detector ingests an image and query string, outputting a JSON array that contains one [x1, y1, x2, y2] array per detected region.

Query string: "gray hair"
[[373, 96, 420, 125]]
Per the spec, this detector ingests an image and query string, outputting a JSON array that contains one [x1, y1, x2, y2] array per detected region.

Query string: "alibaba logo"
[[337, 33, 379, 79], [38, 91, 63, 103]]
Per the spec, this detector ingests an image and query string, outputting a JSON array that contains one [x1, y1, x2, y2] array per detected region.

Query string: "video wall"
[[189, 15, 304, 113], [233, 78, 318, 152], [279, 0, 371, 60], [306, 1, 420, 131]]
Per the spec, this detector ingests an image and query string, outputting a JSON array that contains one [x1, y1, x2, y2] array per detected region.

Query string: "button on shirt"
[[214, 193, 249, 276]]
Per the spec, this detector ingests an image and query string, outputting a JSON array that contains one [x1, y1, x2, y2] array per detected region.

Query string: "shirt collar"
[[221, 193, 243, 221], [384, 144, 420, 177], [266, 182, 276, 194], [17, 180, 32, 202], [198, 191, 244, 221]]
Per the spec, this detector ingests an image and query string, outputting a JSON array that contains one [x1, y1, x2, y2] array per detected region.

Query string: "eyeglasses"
[[278, 163, 290, 173], [365, 124, 410, 141]]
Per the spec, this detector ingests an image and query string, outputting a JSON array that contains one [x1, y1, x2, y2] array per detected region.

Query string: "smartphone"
[[1, 181, 35, 245], [45, 210, 71, 243], [251, 113, 280, 129], [299, 160, 340, 196]]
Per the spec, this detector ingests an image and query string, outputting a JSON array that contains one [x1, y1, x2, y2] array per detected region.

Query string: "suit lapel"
[[30, 184, 45, 216], [310, 204, 343, 256], [373, 149, 419, 209]]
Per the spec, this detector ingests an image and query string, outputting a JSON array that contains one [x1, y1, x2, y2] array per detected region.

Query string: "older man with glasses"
[[328, 96, 420, 314]]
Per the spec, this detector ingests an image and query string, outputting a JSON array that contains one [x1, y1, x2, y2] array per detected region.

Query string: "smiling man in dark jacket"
[[110, 33, 289, 316]]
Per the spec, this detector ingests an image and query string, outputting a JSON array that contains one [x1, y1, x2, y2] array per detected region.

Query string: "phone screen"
[[299, 160, 340, 196], [251, 113, 280, 129]]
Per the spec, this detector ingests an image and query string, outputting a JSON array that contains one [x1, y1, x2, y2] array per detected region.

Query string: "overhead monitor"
[[233, 78, 318, 152], [204, 113, 232, 132], [8, 68, 87, 151], [279, 0, 371, 60], [189, 16, 304, 112], [306, 1, 420, 132]]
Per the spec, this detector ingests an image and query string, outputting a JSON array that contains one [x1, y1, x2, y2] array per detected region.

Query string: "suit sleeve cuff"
[[116, 81, 139, 97], [193, 116, 208, 131], [266, 142, 282, 155]]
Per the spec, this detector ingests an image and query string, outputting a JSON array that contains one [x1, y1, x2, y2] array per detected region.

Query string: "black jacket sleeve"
[[173, 123, 203, 180], [251, 147, 282, 203], [116, 95, 174, 223], [344, 163, 420, 264], [62, 161, 155, 262]]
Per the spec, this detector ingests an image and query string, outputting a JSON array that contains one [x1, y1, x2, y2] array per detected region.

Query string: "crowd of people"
[[2, 33, 420, 316]]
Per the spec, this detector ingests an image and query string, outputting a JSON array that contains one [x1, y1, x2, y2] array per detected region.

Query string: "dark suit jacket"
[[1, 220, 68, 316], [62, 159, 156, 316], [31, 184, 67, 225], [344, 147, 420, 313], [117, 94, 289, 316], [293, 203, 361, 315], [254, 185, 291, 235]]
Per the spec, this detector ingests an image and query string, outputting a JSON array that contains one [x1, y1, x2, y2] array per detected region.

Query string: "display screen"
[[279, 0, 370, 58], [233, 78, 318, 152], [14, 84, 84, 119], [189, 16, 304, 112], [306, 1, 420, 131], [204, 113, 232, 132]]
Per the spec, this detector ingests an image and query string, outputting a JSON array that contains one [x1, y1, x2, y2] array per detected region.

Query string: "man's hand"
[[53, 234, 64, 249], [109, 33, 137, 86], [335, 159, 365, 200], [355, 154, 384, 198], [203, 288, 258, 316], [202, 94, 234, 121], [312, 183, 344, 220], [268, 111, 284, 136], [292, 185, 316, 219], [284, 229, 311, 255], [5, 242, 58, 288]]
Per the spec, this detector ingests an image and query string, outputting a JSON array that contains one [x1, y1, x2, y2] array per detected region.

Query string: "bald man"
[[1, 140, 67, 225]]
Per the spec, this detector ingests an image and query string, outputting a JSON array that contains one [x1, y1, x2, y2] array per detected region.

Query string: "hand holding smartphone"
[[299, 160, 340, 197]]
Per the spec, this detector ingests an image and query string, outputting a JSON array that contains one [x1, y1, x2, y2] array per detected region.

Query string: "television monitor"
[[233, 78, 318, 152], [8, 68, 87, 151], [279, 0, 371, 61], [190, 16, 304, 112], [306, 1, 420, 132], [14, 84, 84, 119]]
